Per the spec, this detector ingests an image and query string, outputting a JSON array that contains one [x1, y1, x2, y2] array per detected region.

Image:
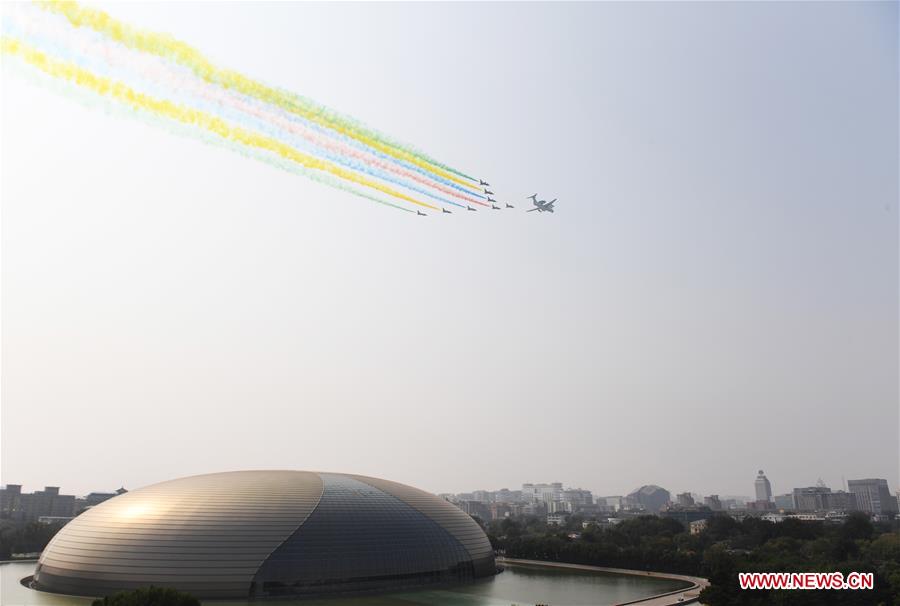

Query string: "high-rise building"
[[703, 495, 722, 510], [793, 485, 832, 511], [457, 500, 491, 521], [471, 490, 492, 503], [791, 484, 856, 512], [562, 489, 593, 507], [521, 483, 563, 504], [755, 470, 773, 502], [549, 500, 573, 514], [676, 492, 695, 507], [848, 479, 898, 516], [491, 488, 521, 503], [0, 485, 76, 522]]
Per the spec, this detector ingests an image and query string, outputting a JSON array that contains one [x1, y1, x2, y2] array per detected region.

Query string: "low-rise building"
[[689, 519, 708, 534], [37, 515, 75, 525], [660, 505, 714, 525], [490, 503, 511, 520], [774, 493, 795, 510], [547, 512, 569, 526]]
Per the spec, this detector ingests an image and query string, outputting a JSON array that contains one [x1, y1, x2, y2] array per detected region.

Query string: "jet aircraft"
[[442, 208, 452, 214], [467, 206, 477, 211], [483, 189, 494, 195], [479, 179, 490, 186], [417, 210, 427, 216]]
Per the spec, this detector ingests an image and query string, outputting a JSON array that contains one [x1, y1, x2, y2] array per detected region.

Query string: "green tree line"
[[486, 512, 900, 605], [0, 520, 66, 559]]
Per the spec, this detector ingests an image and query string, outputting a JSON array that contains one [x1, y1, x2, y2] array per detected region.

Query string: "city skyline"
[[2, 2, 897, 499], [3, 468, 896, 507]]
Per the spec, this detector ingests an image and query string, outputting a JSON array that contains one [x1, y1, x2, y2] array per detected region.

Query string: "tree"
[[92, 587, 200, 606]]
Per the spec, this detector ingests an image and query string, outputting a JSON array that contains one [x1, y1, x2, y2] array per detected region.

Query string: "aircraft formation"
[[2, 3, 560, 219], [415, 179, 559, 217]]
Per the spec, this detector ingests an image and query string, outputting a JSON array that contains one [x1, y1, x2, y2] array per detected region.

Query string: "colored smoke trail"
[[38, 0, 480, 188], [2, 1, 495, 214], [1, 37, 442, 211], [1, 8, 484, 210]]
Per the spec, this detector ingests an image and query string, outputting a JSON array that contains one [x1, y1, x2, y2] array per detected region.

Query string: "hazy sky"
[[1, 1, 897, 500]]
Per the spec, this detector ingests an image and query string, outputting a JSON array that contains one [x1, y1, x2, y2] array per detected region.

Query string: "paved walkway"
[[496, 557, 709, 606]]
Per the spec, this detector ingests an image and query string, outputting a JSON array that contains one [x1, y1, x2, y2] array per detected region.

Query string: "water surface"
[[1, 561, 690, 606]]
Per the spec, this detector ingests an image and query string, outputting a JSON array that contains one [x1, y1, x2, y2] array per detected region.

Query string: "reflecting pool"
[[2, 561, 691, 606]]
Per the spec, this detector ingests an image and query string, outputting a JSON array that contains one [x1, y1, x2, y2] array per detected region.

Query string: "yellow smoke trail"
[[37, 0, 477, 190], [1, 36, 439, 211]]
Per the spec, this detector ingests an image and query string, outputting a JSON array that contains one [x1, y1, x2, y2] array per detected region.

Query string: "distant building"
[[787, 513, 826, 522], [774, 493, 795, 510], [720, 496, 749, 510], [793, 484, 832, 512], [574, 503, 607, 516], [490, 503, 511, 520], [848, 479, 898, 517], [689, 519, 708, 534], [521, 502, 548, 517], [792, 484, 857, 512], [824, 491, 858, 512], [597, 496, 623, 511], [0, 485, 76, 522], [522, 483, 563, 504], [549, 500, 573, 514], [472, 490, 492, 503], [562, 488, 593, 507], [547, 512, 570, 526], [704, 495, 722, 511], [78, 489, 127, 513], [660, 505, 714, 525], [457, 500, 490, 520], [0, 484, 23, 517], [676, 492, 695, 507], [491, 488, 522, 503], [626, 485, 670, 513], [755, 470, 773, 502], [37, 515, 75, 525]]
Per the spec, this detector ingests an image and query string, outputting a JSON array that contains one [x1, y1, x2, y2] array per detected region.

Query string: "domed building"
[[33, 471, 495, 599]]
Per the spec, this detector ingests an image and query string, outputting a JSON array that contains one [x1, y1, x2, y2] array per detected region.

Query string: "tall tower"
[[755, 470, 773, 502]]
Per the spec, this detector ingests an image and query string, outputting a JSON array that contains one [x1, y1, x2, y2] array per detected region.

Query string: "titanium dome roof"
[[34, 471, 495, 599]]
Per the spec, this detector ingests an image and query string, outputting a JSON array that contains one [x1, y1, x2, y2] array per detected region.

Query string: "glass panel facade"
[[252, 474, 479, 597]]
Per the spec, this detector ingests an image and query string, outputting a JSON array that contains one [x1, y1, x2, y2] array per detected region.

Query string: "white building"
[[755, 470, 773, 502], [522, 483, 563, 504]]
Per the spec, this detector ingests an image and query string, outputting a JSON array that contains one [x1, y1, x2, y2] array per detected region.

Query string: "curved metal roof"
[[34, 471, 494, 599]]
